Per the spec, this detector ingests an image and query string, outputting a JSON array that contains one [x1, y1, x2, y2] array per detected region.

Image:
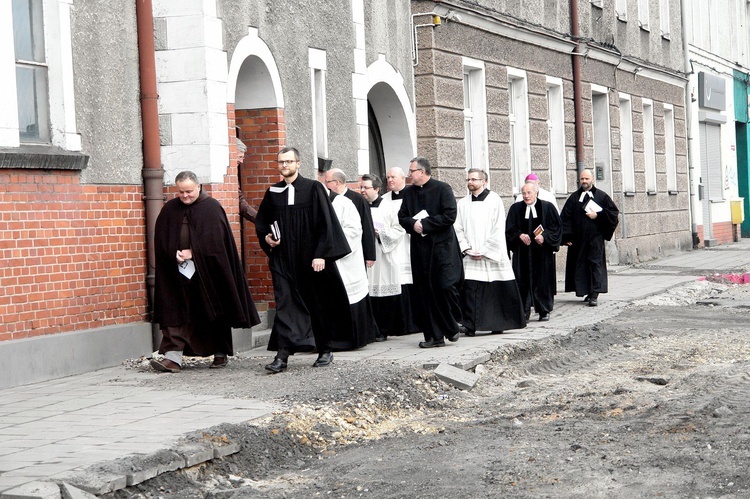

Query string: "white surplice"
[[454, 190, 516, 282], [367, 192, 413, 297], [331, 194, 369, 304]]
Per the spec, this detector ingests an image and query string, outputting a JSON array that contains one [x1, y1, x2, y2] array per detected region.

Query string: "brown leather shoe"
[[150, 358, 180, 373], [210, 356, 228, 369]]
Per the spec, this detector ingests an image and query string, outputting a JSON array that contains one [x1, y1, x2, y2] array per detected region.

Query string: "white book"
[[585, 199, 603, 213]]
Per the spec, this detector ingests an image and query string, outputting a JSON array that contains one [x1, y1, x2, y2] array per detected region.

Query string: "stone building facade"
[[411, 0, 692, 263]]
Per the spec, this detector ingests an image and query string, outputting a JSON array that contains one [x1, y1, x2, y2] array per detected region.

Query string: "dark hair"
[[361, 173, 382, 191], [410, 156, 432, 175], [278, 146, 300, 161], [175, 171, 199, 184], [467, 168, 487, 181]]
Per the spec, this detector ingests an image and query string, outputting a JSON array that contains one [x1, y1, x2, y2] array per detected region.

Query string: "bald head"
[[324, 168, 347, 194], [579, 169, 594, 191]]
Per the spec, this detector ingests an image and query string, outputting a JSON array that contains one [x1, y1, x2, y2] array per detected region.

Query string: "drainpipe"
[[136, 0, 164, 348], [680, 0, 697, 247], [570, 0, 585, 174]]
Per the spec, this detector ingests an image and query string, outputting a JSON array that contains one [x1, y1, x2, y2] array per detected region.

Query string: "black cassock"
[[560, 186, 619, 297], [506, 199, 562, 316], [256, 175, 350, 354], [398, 178, 463, 342]]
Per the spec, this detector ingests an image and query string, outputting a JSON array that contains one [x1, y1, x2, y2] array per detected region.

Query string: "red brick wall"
[[0, 170, 148, 342], [696, 221, 738, 247], [234, 106, 287, 305]]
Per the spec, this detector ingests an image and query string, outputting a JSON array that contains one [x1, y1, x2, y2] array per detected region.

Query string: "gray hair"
[[175, 171, 199, 184]]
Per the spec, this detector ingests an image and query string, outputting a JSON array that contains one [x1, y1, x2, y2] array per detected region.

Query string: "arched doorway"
[[227, 30, 285, 306], [366, 58, 415, 179]]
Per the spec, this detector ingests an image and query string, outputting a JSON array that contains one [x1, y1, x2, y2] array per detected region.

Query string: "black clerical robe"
[[506, 199, 562, 316], [398, 178, 463, 342], [154, 191, 260, 357], [343, 188, 377, 262], [560, 186, 619, 297], [256, 175, 350, 355]]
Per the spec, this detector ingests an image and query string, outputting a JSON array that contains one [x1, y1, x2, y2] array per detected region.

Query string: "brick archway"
[[230, 104, 286, 307]]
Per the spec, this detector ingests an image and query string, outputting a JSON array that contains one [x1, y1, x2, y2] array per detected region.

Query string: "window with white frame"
[[546, 77, 566, 195], [309, 48, 328, 163], [616, 0, 628, 21], [2, 0, 80, 151], [638, 0, 650, 30], [659, 0, 670, 38], [643, 99, 657, 193], [590, 0, 603, 8], [462, 58, 488, 173], [508, 68, 530, 195], [664, 104, 677, 192], [13, 0, 49, 143], [619, 94, 635, 192]]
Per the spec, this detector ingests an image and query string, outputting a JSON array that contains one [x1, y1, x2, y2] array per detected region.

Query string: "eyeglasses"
[[277, 160, 298, 165], [360, 186, 375, 190], [325, 179, 339, 184], [408, 168, 423, 173], [466, 178, 484, 182]]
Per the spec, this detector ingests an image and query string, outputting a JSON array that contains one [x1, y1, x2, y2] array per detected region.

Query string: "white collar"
[[270, 182, 296, 204], [524, 203, 537, 219]]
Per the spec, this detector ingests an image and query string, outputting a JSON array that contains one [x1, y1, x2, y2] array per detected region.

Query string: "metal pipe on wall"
[[570, 0, 585, 174], [136, 0, 164, 349]]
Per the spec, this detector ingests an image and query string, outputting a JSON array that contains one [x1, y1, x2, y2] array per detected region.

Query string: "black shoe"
[[447, 331, 460, 342], [588, 299, 598, 307], [418, 339, 446, 348], [458, 325, 475, 337], [313, 352, 333, 367], [583, 295, 591, 303], [264, 357, 287, 373], [374, 335, 387, 342], [539, 313, 550, 322], [490, 330, 504, 335]]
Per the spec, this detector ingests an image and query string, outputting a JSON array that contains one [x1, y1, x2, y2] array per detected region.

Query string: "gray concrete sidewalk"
[[2, 240, 750, 497]]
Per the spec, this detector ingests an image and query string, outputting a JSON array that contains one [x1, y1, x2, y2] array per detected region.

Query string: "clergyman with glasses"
[[255, 147, 350, 373], [454, 168, 527, 336], [397, 156, 464, 348]]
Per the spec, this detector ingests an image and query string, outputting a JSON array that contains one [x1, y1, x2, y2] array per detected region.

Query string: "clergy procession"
[[152, 148, 619, 374]]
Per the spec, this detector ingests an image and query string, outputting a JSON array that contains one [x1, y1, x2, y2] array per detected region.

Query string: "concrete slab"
[[59, 483, 98, 499], [0, 481, 60, 499], [434, 363, 480, 391]]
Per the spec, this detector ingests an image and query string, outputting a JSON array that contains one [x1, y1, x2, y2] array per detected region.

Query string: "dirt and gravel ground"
[[104, 280, 750, 499]]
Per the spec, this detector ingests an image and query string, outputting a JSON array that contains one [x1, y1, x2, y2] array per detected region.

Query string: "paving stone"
[[59, 483, 98, 499], [212, 442, 241, 459], [0, 481, 60, 499], [174, 442, 214, 468], [433, 363, 480, 391], [125, 450, 186, 486], [56, 470, 127, 496]]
